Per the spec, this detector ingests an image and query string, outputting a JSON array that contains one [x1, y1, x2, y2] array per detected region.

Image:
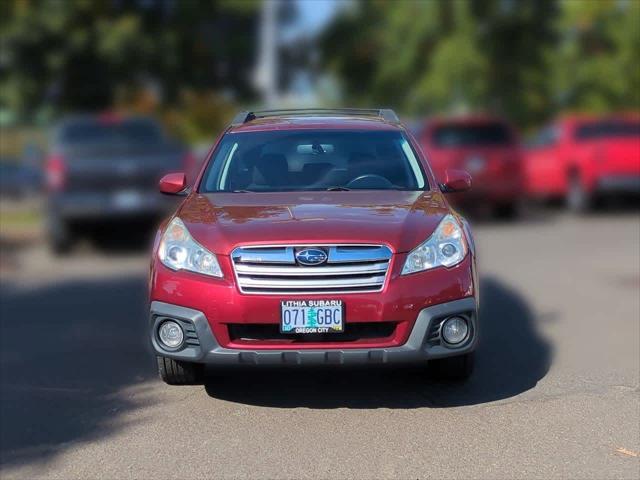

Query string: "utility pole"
[[254, 0, 279, 107]]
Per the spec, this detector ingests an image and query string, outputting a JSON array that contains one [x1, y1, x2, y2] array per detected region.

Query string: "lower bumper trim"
[[149, 297, 478, 366], [596, 175, 640, 194]]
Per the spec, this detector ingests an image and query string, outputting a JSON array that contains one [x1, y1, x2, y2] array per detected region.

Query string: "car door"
[[525, 124, 566, 197]]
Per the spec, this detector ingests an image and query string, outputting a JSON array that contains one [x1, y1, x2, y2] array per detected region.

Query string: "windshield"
[[575, 120, 640, 140], [432, 123, 513, 147], [200, 130, 427, 192]]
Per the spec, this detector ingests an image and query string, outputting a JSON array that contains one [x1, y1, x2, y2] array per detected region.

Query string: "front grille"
[[231, 245, 392, 294], [228, 322, 397, 343]]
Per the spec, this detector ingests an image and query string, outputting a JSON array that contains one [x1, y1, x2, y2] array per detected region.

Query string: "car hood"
[[177, 190, 451, 255]]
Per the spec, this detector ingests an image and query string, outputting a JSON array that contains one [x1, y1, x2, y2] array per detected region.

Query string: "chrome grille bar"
[[327, 246, 392, 263], [232, 247, 295, 264], [231, 244, 392, 294], [239, 275, 387, 289], [234, 262, 389, 276]]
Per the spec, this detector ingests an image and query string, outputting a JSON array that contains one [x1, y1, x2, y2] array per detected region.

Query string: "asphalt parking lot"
[[0, 210, 638, 479]]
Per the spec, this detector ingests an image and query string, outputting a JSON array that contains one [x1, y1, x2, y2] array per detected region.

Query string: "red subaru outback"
[[149, 109, 478, 385]]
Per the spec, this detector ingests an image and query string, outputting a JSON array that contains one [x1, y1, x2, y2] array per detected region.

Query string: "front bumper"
[[149, 297, 478, 366], [151, 251, 476, 349], [50, 191, 177, 221], [595, 175, 640, 195]]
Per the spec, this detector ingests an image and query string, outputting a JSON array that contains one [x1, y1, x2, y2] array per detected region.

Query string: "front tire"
[[429, 353, 475, 381], [567, 175, 592, 213], [157, 356, 204, 385], [492, 202, 519, 220], [47, 215, 74, 255]]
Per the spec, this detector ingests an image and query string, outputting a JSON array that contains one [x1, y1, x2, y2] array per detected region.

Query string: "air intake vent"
[[427, 318, 446, 346]]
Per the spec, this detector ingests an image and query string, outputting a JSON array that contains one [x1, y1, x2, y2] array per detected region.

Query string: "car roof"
[[228, 115, 403, 133], [57, 113, 158, 125], [423, 114, 512, 128], [227, 109, 404, 133], [557, 112, 640, 125]]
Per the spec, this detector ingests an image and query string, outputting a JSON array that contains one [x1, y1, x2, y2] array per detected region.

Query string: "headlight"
[[158, 217, 223, 277], [401, 214, 467, 275]]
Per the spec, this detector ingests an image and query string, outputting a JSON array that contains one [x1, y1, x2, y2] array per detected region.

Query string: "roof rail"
[[230, 108, 400, 126]]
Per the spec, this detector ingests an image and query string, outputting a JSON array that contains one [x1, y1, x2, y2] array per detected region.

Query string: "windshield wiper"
[[232, 189, 254, 193], [326, 186, 351, 191]]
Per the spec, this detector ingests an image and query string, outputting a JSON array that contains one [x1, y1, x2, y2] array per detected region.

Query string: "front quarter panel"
[[459, 215, 479, 308]]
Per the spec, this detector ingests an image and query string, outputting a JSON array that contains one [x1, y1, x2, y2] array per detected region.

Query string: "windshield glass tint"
[[575, 121, 640, 140], [200, 130, 427, 192], [432, 124, 512, 147], [59, 119, 164, 145]]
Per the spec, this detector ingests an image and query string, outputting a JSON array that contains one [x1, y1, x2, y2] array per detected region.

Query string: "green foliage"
[[551, 0, 640, 113], [0, 0, 259, 121], [163, 91, 236, 145], [2, 0, 637, 130], [320, 0, 638, 127], [411, 2, 488, 115]]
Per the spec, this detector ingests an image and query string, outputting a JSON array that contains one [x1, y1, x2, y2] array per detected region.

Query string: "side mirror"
[[440, 169, 472, 193], [159, 172, 188, 195]]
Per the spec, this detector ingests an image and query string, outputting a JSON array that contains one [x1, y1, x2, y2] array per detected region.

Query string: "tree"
[[319, 0, 638, 127], [320, 0, 560, 125], [469, 0, 558, 125], [0, 0, 262, 121], [550, 0, 640, 113]]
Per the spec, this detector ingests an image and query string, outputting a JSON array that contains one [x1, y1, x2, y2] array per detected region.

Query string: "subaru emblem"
[[295, 248, 328, 266]]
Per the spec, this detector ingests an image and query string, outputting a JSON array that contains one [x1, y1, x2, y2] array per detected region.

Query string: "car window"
[[200, 130, 427, 192], [58, 119, 164, 145], [432, 123, 513, 147], [575, 120, 640, 140], [526, 125, 559, 149]]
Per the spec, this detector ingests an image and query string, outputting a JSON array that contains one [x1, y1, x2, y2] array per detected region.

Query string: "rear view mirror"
[[440, 169, 472, 193], [159, 172, 188, 195]]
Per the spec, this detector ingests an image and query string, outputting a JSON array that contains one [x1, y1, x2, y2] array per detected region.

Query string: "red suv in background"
[[417, 115, 523, 218], [149, 109, 478, 385], [525, 113, 640, 211]]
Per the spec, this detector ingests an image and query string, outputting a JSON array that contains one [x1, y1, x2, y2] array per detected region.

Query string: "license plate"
[[465, 155, 486, 173], [280, 300, 343, 334], [113, 190, 143, 209]]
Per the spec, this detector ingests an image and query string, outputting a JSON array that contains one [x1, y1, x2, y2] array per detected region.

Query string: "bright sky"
[[290, 0, 340, 37]]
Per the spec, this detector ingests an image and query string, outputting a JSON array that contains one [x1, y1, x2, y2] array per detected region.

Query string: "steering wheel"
[[346, 174, 394, 189]]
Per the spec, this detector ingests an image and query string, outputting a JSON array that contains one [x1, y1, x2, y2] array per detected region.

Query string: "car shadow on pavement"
[[0, 274, 156, 468], [204, 276, 552, 409], [0, 272, 552, 468]]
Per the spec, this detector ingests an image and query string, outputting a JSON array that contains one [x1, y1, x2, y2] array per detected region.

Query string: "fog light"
[[441, 316, 469, 345], [158, 320, 184, 349]]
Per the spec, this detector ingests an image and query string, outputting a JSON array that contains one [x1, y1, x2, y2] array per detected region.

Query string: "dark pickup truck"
[[46, 115, 193, 253]]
